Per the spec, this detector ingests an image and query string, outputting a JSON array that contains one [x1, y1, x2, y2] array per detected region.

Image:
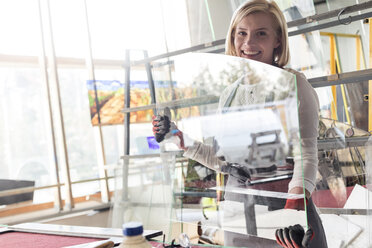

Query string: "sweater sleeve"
[[286, 68, 320, 195], [182, 87, 233, 171], [183, 141, 226, 172]]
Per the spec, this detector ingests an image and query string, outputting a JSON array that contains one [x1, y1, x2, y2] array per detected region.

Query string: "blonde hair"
[[225, 0, 289, 67]]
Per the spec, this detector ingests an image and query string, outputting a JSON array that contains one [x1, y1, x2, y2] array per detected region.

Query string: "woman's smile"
[[234, 12, 280, 65]]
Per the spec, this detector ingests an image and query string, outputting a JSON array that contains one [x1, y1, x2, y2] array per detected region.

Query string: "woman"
[[153, 0, 327, 247], [225, 0, 317, 201], [223, 1, 326, 247]]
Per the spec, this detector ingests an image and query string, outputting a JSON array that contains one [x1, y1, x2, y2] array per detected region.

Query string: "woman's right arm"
[[183, 141, 226, 172]]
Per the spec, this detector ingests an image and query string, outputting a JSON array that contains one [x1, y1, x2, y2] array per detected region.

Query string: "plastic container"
[[117, 222, 152, 248]]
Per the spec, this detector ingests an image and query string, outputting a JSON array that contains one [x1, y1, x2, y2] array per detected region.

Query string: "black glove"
[[152, 115, 171, 143], [221, 163, 251, 184], [275, 224, 313, 248]]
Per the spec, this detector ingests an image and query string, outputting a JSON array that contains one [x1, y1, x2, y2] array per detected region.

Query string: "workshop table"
[[0, 222, 282, 248], [0, 222, 162, 248]]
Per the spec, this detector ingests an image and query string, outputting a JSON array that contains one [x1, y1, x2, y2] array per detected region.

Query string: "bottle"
[[117, 222, 152, 248]]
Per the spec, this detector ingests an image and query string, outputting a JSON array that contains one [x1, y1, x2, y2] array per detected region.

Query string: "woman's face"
[[233, 12, 280, 65]]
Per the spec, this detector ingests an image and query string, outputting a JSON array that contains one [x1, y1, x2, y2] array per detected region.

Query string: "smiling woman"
[[225, 0, 289, 68], [222, 1, 327, 247], [233, 12, 280, 65]]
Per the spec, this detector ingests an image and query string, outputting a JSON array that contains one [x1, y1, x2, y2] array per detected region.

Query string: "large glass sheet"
[[152, 53, 306, 245]]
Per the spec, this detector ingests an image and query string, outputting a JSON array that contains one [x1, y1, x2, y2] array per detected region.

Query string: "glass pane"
[[0, 0, 52, 208], [0, 67, 58, 205], [49, 0, 87, 58], [333, 35, 367, 73], [365, 137, 372, 247], [317, 81, 369, 132], [71, 182, 100, 200], [282, 0, 327, 78], [111, 155, 178, 235], [309, 0, 369, 74], [0, 0, 40, 56], [314, 116, 370, 247], [185, 0, 231, 45], [85, 0, 190, 59], [57, 68, 101, 197], [314, 79, 370, 246], [111, 53, 307, 246]]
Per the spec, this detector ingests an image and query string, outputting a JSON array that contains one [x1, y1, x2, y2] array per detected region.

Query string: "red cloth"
[[0, 232, 103, 248]]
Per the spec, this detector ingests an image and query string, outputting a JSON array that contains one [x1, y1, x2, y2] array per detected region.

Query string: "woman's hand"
[[152, 114, 171, 143], [221, 163, 251, 184], [289, 187, 310, 199], [152, 113, 187, 150], [284, 187, 310, 211]]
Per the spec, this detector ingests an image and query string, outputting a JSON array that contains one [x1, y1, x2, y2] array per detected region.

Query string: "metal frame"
[[121, 95, 219, 114], [0, 176, 115, 198], [42, 0, 74, 210], [37, 0, 62, 211], [369, 18, 372, 132], [132, 39, 226, 66], [83, 0, 110, 204], [319, 208, 372, 215], [317, 136, 370, 150], [289, 12, 372, 36], [286, 1, 372, 28], [308, 68, 372, 88]]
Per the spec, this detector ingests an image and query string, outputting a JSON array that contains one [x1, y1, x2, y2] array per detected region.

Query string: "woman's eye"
[[237, 31, 246, 36], [257, 31, 267, 36]]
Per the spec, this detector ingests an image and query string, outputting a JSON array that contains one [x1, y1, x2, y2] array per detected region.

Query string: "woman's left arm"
[[287, 70, 320, 199]]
